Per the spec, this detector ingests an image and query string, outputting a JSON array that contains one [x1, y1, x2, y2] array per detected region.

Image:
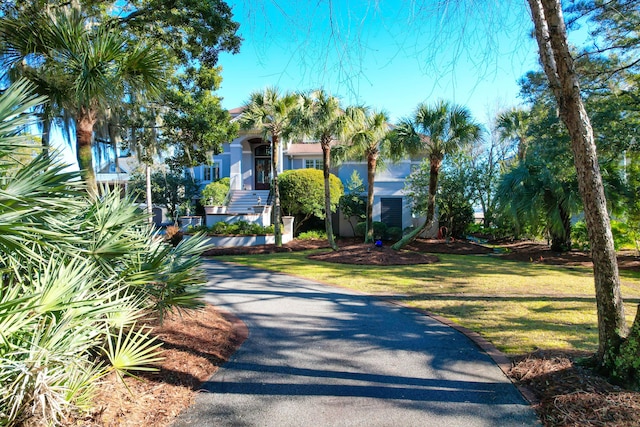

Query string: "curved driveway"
[[173, 261, 538, 427]]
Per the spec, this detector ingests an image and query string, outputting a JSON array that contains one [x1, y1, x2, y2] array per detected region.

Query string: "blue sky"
[[216, 0, 542, 126]]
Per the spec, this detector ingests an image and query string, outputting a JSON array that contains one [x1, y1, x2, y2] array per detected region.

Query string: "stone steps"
[[227, 190, 270, 213]]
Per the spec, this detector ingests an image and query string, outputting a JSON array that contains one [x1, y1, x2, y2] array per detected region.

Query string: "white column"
[[229, 139, 243, 190]]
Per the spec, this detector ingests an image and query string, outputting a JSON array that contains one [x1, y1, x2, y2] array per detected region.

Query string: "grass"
[[217, 251, 640, 355]]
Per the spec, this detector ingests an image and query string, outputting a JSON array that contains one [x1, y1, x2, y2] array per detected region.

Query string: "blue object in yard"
[[375, 240, 383, 247]]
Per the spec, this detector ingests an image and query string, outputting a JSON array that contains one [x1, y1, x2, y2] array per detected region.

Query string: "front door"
[[255, 157, 271, 190]]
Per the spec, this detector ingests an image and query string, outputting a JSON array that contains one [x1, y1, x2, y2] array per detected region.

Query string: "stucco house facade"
[[189, 108, 426, 237]]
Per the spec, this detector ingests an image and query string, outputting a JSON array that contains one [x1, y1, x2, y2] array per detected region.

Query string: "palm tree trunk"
[[528, 0, 627, 367], [41, 105, 51, 158], [322, 140, 338, 250], [392, 156, 442, 250], [146, 163, 153, 223], [272, 134, 282, 247], [76, 109, 98, 195], [365, 152, 377, 243]]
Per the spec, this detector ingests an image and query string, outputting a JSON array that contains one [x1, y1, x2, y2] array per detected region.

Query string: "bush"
[[0, 82, 213, 425], [200, 178, 230, 206], [297, 230, 327, 240], [355, 221, 388, 239], [279, 169, 344, 232], [387, 226, 403, 241], [372, 221, 388, 239], [573, 219, 638, 251], [572, 221, 590, 251], [208, 220, 274, 235]]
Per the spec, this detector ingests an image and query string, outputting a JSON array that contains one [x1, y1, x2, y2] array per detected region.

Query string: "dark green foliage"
[[356, 221, 387, 239], [129, 170, 200, 220], [573, 220, 638, 252], [387, 226, 403, 240], [204, 221, 274, 235], [297, 230, 327, 240], [200, 177, 230, 205], [162, 67, 238, 169], [339, 170, 366, 236], [279, 168, 344, 233], [437, 171, 474, 238]]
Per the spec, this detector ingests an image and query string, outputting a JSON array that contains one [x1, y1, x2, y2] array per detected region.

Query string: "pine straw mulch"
[[65, 305, 243, 427], [70, 238, 640, 426], [498, 241, 640, 270], [510, 351, 640, 426]]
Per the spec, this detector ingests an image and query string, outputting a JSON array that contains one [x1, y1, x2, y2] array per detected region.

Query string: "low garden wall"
[[205, 212, 270, 227], [184, 232, 293, 247]]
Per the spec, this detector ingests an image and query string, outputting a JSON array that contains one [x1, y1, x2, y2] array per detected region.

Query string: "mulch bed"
[[67, 306, 242, 427], [510, 350, 640, 426], [497, 241, 640, 270], [307, 243, 439, 265]]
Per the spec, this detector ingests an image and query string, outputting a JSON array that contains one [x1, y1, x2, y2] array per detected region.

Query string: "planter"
[[183, 233, 293, 247], [204, 206, 227, 214], [252, 205, 268, 214], [282, 216, 295, 236], [178, 215, 202, 230]]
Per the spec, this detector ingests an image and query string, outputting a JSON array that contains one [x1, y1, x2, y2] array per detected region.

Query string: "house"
[[190, 108, 428, 237]]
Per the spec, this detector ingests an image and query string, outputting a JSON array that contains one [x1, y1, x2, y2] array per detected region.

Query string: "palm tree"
[[0, 80, 212, 424], [496, 108, 531, 162], [0, 7, 166, 194], [497, 160, 579, 252], [391, 100, 482, 250], [337, 106, 390, 243], [296, 90, 346, 250], [239, 87, 301, 247]]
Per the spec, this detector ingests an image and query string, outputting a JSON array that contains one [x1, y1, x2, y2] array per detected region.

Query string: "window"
[[305, 159, 322, 170], [204, 163, 220, 182], [255, 144, 271, 157]]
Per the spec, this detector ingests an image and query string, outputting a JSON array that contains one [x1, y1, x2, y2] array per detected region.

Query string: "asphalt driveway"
[[172, 260, 539, 427]]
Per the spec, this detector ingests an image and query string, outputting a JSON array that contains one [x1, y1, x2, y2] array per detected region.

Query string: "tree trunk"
[[392, 155, 442, 250], [550, 202, 572, 252], [365, 151, 377, 243], [272, 134, 282, 247], [146, 163, 153, 223], [41, 106, 51, 158], [322, 139, 338, 250], [76, 109, 98, 195], [528, 0, 627, 365]]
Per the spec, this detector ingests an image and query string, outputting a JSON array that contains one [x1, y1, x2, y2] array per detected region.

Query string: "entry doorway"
[[254, 144, 271, 190]]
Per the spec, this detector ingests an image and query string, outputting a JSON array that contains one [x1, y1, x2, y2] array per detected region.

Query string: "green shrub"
[[355, 221, 388, 239], [0, 82, 213, 425], [572, 221, 590, 251], [574, 219, 639, 251], [571, 220, 635, 251], [372, 221, 388, 239], [200, 178, 230, 206], [387, 226, 403, 240], [208, 220, 274, 235], [298, 230, 327, 240], [279, 168, 344, 233]]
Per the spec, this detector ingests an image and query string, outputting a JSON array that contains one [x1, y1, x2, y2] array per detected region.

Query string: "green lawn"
[[216, 251, 640, 355]]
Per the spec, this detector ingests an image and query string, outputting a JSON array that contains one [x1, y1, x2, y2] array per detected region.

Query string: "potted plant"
[[177, 201, 202, 229], [201, 178, 229, 214]]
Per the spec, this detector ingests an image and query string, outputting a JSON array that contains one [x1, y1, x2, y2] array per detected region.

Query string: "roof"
[[286, 143, 322, 156], [228, 106, 245, 116]]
